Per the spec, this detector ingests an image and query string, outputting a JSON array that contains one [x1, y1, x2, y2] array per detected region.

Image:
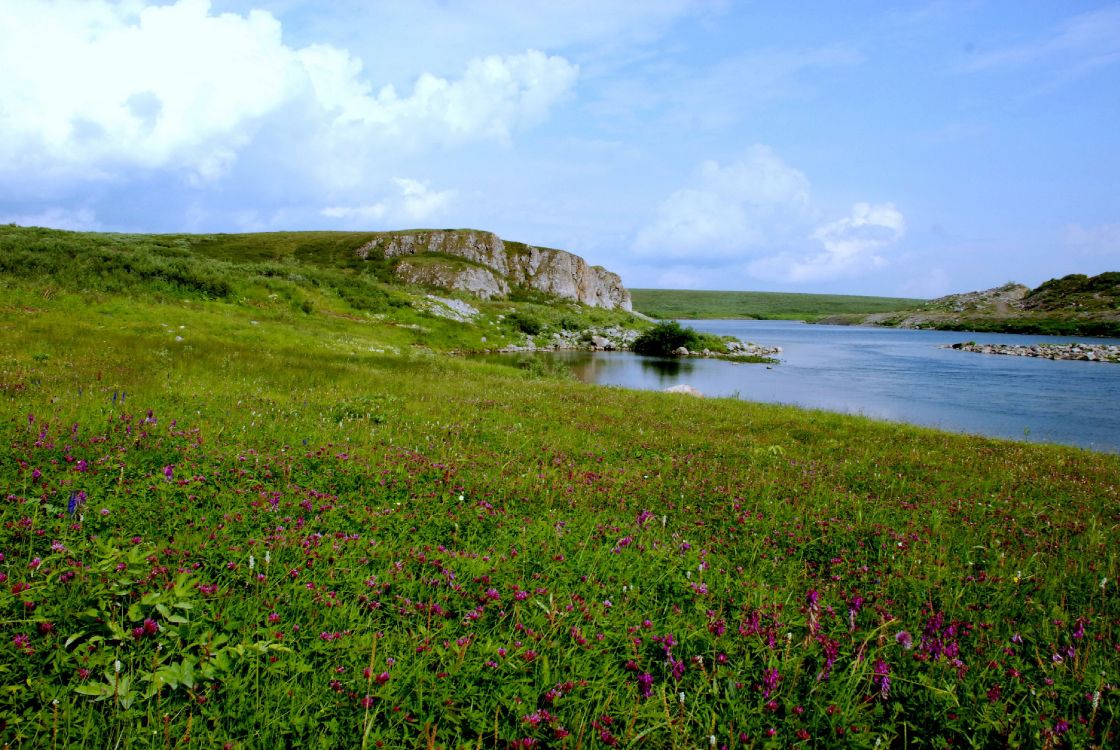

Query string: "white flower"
[[678, 691, 685, 704], [248, 555, 255, 570], [114, 660, 122, 674]]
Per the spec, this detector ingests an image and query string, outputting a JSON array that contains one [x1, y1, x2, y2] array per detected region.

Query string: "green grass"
[[630, 288, 926, 320], [1, 228, 1119, 748]]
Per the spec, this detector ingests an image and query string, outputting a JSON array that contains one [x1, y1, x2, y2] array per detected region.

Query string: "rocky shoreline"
[[944, 341, 1120, 363], [497, 331, 781, 361]]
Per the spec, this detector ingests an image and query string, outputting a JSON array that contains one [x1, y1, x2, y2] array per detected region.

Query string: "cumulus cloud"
[[632, 145, 811, 260], [320, 178, 456, 227], [750, 202, 906, 283], [0, 0, 578, 186], [633, 147, 906, 284]]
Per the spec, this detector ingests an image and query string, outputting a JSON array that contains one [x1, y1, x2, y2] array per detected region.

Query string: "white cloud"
[[320, 178, 455, 227], [632, 145, 811, 260], [0, 1, 578, 186], [634, 147, 906, 285], [2, 207, 101, 231], [750, 202, 906, 282]]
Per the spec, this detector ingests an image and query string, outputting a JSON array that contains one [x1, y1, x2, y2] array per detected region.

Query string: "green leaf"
[[74, 684, 110, 698]]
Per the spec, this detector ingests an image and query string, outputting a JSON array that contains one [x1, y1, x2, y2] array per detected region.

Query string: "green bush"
[[507, 311, 545, 336], [631, 321, 702, 355]]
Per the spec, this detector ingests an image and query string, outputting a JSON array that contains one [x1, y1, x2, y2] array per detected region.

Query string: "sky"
[[1, 1, 1118, 297]]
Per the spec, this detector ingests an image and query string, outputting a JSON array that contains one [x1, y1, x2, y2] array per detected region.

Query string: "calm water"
[[526, 321, 1120, 452]]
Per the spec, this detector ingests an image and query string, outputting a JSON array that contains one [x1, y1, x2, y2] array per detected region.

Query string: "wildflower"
[[1054, 719, 1070, 735], [637, 672, 654, 699], [761, 667, 780, 697], [67, 490, 86, 515], [872, 659, 891, 700], [163, 465, 174, 481], [895, 630, 913, 650]]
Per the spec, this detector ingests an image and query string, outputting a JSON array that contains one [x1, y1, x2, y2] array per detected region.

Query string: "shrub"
[[507, 311, 545, 336], [631, 321, 702, 355]]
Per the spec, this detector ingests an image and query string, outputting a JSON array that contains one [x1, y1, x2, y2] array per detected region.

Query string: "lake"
[[521, 320, 1120, 452]]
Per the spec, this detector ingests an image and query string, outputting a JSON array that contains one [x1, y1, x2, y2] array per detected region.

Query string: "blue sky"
[[2, 0, 1118, 296]]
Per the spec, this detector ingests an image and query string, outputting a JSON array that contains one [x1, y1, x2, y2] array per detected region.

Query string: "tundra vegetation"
[[630, 289, 926, 321], [1, 225, 1119, 748]]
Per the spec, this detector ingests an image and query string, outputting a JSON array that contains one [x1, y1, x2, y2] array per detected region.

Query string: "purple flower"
[[1054, 719, 1070, 735], [895, 630, 913, 650], [761, 667, 780, 697], [163, 465, 174, 481], [872, 659, 891, 700], [637, 672, 654, 699]]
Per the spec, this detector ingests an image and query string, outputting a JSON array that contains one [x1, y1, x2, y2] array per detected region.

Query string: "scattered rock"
[[944, 342, 1120, 363], [664, 384, 703, 397], [673, 346, 690, 356]]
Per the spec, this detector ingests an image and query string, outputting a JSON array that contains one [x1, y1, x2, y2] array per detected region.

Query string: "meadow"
[[629, 289, 926, 321], [1, 227, 1119, 748]]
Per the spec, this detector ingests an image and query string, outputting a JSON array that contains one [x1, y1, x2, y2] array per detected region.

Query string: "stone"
[[664, 384, 703, 397], [590, 335, 612, 350], [673, 346, 690, 356]]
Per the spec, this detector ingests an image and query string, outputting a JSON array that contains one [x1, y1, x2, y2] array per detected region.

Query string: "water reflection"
[[640, 357, 695, 380]]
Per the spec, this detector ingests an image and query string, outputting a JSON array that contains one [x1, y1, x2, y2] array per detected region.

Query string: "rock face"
[[357, 230, 632, 310]]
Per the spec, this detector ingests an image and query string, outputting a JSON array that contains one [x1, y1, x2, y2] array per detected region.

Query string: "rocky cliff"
[[355, 230, 632, 311]]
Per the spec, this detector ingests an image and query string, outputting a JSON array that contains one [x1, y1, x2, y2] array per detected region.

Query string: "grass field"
[[1, 228, 1118, 748], [630, 289, 926, 321]]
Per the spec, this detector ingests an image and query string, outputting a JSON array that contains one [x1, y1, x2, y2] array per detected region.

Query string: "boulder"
[[673, 346, 690, 356], [664, 384, 703, 397]]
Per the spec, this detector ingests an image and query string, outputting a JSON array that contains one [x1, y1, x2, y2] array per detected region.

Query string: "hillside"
[[630, 288, 926, 320], [853, 274, 1120, 337], [0, 224, 640, 353]]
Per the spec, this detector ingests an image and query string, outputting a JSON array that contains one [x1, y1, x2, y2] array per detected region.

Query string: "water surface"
[[526, 321, 1120, 452]]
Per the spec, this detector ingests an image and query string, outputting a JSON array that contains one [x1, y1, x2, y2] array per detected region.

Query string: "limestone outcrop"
[[356, 230, 632, 310]]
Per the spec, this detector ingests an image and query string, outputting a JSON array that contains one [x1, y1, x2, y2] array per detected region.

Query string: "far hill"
[[851, 273, 1120, 337], [630, 288, 926, 320]]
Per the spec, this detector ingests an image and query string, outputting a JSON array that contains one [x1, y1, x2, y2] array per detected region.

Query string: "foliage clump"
[[631, 320, 725, 355]]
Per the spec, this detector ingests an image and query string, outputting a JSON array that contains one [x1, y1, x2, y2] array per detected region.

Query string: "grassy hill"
[[855, 274, 1120, 337], [0, 224, 639, 353], [630, 288, 926, 320], [1, 226, 1118, 747]]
